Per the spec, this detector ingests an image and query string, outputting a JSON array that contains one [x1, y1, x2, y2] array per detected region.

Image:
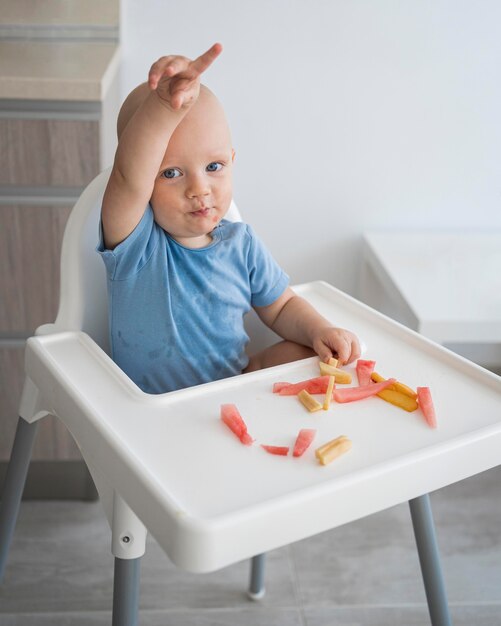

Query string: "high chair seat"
[[3, 168, 501, 625]]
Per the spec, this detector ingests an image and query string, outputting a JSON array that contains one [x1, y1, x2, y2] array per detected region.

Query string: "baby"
[[98, 43, 360, 394]]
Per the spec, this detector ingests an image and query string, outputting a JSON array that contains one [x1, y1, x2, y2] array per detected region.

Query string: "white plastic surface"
[[25, 282, 501, 573], [363, 231, 501, 343], [111, 492, 147, 559]]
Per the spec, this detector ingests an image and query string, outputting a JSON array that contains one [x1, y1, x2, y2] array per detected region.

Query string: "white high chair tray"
[[25, 281, 501, 573]]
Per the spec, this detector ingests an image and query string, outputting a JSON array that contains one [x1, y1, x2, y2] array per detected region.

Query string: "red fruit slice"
[[273, 382, 291, 393], [292, 429, 317, 457], [261, 445, 289, 456], [333, 378, 396, 403], [220, 404, 254, 445], [276, 376, 334, 396], [239, 432, 255, 445], [417, 387, 437, 428], [356, 359, 376, 386]]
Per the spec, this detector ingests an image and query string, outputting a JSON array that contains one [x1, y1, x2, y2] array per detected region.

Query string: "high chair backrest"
[[53, 167, 242, 354]]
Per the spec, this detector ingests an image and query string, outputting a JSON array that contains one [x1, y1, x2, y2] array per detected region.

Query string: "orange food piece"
[[371, 372, 417, 398], [377, 388, 418, 412]]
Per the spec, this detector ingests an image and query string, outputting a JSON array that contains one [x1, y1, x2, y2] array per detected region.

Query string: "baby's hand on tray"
[[312, 327, 361, 366]]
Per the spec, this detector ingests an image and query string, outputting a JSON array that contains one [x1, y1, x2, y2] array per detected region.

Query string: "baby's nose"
[[186, 174, 210, 198]]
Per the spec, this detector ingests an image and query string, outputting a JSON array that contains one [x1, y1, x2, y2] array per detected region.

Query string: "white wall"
[[121, 0, 501, 297]]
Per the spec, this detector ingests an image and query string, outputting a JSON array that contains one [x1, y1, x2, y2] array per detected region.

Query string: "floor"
[[1, 464, 500, 625]]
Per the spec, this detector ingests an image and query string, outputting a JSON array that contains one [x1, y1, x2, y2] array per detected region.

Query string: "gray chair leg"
[[0, 417, 39, 582], [248, 552, 266, 600], [409, 493, 452, 626], [112, 556, 141, 626]]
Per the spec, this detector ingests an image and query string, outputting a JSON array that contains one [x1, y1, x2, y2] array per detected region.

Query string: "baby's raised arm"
[[101, 43, 222, 249]]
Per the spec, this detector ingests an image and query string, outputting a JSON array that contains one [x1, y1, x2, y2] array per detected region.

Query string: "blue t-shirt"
[[97, 206, 289, 394]]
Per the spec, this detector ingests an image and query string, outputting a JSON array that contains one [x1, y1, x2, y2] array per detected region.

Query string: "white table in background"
[[360, 232, 501, 359]]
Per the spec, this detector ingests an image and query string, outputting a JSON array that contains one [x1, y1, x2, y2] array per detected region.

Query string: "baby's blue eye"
[[162, 168, 181, 179], [206, 162, 223, 172]]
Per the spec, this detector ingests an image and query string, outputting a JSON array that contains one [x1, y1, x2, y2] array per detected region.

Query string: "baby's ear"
[[231, 149, 236, 162]]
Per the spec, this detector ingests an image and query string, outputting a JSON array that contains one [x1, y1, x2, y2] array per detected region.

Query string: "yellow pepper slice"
[[323, 375, 336, 410], [298, 389, 323, 412], [315, 435, 352, 465], [319, 362, 352, 384]]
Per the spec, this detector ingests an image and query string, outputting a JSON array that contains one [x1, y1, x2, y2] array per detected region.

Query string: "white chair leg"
[[0, 417, 39, 582]]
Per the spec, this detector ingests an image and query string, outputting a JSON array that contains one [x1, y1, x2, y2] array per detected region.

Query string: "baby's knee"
[[277, 341, 316, 364], [244, 341, 315, 374], [243, 353, 264, 374]]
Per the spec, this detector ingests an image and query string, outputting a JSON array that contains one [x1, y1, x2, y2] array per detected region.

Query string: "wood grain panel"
[[0, 119, 100, 187], [0, 204, 72, 333], [0, 343, 81, 461]]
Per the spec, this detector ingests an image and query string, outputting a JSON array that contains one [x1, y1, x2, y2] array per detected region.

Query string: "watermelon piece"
[[239, 432, 254, 445], [261, 445, 289, 456], [417, 387, 437, 428], [277, 376, 334, 396], [292, 429, 317, 457], [356, 359, 376, 386], [273, 382, 291, 393], [333, 378, 396, 403], [220, 404, 254, 445]]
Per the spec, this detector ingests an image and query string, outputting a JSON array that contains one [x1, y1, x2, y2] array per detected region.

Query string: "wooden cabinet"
[[0, 119, 100, 187], [0, 204, 71, 332], [0, 203, 79, 465], [0, 35, 119, 498]]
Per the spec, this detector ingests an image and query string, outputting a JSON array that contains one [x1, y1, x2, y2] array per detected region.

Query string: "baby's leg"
[[244, 341, 316, 373]]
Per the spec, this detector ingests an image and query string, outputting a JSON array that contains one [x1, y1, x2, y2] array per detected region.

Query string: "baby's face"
[[150, 90, 234, 248]]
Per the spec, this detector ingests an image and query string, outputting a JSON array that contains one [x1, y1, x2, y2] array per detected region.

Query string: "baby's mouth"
[[190, 207, 211, 217]]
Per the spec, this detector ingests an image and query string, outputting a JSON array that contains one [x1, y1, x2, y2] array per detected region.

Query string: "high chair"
[[0, 167, 266, 623], [1, 167, 480, 626]]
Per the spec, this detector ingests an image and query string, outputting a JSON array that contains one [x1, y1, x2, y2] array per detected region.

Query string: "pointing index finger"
[[190, 43, 223, 77]]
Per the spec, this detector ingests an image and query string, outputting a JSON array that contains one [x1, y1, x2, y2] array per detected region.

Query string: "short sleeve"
[[96, 204, 160, 280], [246, 225, 289, 307]]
